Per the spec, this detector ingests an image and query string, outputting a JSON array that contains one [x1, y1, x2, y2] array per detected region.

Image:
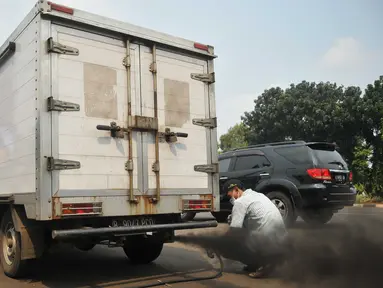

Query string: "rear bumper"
[[52, 220, 218, 240], [299, 184, 356, 208]]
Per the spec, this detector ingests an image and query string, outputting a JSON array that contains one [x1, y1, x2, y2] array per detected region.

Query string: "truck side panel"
[[0, 17, 39, 196]]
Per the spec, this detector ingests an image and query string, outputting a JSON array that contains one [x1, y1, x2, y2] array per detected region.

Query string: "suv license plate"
[[335, 174, 346, 183], [111, 218, 155, 228]]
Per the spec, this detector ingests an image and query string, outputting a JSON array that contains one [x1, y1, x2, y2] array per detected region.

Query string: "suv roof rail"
[[233, 140, 306, 151]]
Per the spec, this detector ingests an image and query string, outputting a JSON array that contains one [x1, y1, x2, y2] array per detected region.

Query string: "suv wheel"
[[300, 209, 333, 225], [267, 191, 297, 226]]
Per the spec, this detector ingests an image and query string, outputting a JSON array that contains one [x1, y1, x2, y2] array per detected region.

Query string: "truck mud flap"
[[52, 220, 218, 240]]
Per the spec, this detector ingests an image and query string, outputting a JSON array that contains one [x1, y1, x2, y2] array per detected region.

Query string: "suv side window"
[[219, 158, 232, 173], [234, 155, 271, 171]]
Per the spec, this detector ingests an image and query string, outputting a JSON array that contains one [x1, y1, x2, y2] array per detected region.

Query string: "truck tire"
[[74, 241, 96, 252], [181, 212, 196, 222], [0, 210, 27, 278], [123, 235, 163, 264], [300, 209, 334, 225], [211, 212, 230, 223], [266, 191, 297, 227]]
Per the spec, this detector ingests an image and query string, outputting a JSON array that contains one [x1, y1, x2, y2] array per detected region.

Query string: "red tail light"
[[307, 168, 332, 180], [62, 202, 102, 216], [182, 199, 212, 211], [349, 171, 353, 182]]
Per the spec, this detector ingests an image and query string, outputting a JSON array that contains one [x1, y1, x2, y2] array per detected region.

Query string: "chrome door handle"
[[259, 173, 269, 177], [220, 176, 228, 180]]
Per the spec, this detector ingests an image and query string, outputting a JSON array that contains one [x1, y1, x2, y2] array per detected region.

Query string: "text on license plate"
[[335, 175, 346, 182], [111, 218, 155, 227]]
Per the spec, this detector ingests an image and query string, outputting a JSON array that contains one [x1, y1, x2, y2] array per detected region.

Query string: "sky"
[[1, 0, 382, 137]]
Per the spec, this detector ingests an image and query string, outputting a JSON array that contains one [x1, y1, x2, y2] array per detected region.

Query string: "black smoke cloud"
[[176, 216, 383, 288]]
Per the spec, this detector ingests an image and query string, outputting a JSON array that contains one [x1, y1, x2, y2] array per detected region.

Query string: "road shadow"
[[16, 244, 214, 288]]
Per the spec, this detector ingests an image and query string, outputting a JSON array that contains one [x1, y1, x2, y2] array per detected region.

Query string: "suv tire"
[[266, 191, 297, 226], [300, 209, 333, 225]]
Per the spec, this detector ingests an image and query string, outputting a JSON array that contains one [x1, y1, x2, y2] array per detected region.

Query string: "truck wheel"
[[300, 209, 333, 225], [0, 210, 27, 278], [266, 191, 297, 227], [74, 240, 96, 252], [212, 212, 230, 223], [123, 235, 163, 264], [181, 212, 196, 222]]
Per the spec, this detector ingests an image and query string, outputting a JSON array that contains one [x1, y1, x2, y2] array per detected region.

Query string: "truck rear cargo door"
[[49, 25, 143, 197], [139, 46, 214, 197], [49, 24, 215, 200]]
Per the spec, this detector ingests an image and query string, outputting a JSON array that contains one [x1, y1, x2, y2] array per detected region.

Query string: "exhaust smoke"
[[175, 216, 383, 287]]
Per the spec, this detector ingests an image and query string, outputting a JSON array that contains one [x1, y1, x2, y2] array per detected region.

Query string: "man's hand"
[[227, 214, 232, 225]]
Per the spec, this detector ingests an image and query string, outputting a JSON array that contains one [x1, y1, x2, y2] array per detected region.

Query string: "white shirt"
[[230, 189, 286, 236]]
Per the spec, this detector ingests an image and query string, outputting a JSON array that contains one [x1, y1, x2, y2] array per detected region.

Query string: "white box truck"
[[0, 1, 219, 278]]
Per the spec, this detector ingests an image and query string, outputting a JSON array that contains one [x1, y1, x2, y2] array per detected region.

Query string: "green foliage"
[[219, 123, 249, 152], [220, 76, 383, 199]]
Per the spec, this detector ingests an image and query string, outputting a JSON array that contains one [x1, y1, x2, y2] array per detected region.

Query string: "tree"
[[219, 123, 249, 152], [242, 81, 362, 164], [360, 77, 383, 195]]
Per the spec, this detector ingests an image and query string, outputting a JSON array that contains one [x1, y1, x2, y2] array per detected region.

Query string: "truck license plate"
[[111, 218, 155, 227]]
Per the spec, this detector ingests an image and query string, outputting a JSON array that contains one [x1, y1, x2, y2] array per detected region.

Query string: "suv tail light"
[[349, 171, 353, 182], [307, 168, 332, 180]]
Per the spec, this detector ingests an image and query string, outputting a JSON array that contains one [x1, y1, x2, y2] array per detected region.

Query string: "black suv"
[[215, 141, 356, 225], [205, 141, 356, 225]]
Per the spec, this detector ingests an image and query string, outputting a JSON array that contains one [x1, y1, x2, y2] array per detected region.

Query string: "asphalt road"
[[1, 207, 383, 288]]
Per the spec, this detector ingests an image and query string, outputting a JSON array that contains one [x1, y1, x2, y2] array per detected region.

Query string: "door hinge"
[[47, 157, 81, 171], [47, 37, 79, 56], [192, 117, 217, 128], [48, 97, 80, 112], [190, 72, 215, 84], [0, 42, 16, 68], [194, 163, 218, 174]]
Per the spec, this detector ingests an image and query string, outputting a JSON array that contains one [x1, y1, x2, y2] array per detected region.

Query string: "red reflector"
[[307, 168, 332, 180], [48, 2, 74, 15], [62, 203, 102, 216], [349, 172, 353, 181], [183, 199, 211, 211], [194, 42, 209, 52]]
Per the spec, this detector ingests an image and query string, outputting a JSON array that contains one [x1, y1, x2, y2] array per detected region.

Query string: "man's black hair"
[[222, 179, 245, 194]]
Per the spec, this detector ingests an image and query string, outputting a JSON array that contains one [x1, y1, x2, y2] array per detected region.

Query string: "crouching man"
[[223, 180, 289, 278]]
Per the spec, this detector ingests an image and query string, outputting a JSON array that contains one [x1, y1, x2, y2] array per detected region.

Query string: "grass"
[[355, 193, 383, 204]]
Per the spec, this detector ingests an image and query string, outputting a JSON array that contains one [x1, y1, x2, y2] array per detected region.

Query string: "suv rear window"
[[310, 146, 348, 170], [274, 146, 312, 165]]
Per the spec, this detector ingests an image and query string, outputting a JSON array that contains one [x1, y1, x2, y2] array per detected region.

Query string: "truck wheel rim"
[[2, 223, 17, 266], [271, 199, 287, 218]]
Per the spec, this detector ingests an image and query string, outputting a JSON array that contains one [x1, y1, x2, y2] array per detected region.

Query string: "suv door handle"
[[259, 173, 269, 177], [220, 176, 228, 180]]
